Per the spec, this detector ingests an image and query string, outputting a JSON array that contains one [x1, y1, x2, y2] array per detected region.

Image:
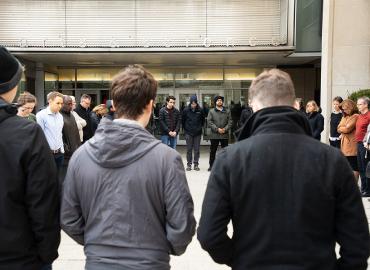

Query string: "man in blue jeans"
[[159, 95, 181, 149]]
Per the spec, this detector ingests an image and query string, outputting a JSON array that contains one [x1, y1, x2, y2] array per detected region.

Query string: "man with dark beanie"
[[182, 95, 205, 171], [0, 47, 60, 270], [207, 95, 232, 171]]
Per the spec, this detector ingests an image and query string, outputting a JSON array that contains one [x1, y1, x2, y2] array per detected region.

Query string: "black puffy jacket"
[[158, 106, 181, 135], [182, 105, 204, 136]]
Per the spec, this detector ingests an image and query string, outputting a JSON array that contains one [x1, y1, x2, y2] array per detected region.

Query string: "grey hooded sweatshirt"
[[61, 118, 196, 270]]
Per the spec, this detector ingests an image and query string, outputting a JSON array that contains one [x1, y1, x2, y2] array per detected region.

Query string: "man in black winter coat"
[[75, 94, 94, 143], [198, 69, 369, 270], [0, 47, 60, 270], [182, 95, 204, 171], [237, 105, 253, 128], [159, 95, 181, 149]]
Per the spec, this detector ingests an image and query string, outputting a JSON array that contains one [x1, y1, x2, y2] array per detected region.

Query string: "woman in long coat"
[[337, 99, 359, 179]]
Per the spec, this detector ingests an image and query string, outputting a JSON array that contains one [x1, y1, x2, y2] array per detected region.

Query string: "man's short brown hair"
[[17, 91, 37, 106], [249, 69, 296, 108], [47, 91, 63, 101], [111, 65, 157, 119]]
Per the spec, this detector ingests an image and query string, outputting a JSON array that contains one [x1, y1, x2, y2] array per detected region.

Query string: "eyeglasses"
[[21, 106, 34, 111]]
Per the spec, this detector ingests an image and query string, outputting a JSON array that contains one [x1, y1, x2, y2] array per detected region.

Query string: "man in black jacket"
[[75, 94, 93, 143], [0, 47, 60, 270], [182, 95, 204, 171], [60, 95, 81, 182], [198, 69, 369, 270], [159, 95, 181, 149]]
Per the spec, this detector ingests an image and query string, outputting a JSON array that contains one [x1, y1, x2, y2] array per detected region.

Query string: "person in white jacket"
[[70, 96, 87, 142]]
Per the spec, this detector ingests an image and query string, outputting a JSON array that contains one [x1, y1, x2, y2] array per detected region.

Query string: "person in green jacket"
[[17, 91, 37, 122]]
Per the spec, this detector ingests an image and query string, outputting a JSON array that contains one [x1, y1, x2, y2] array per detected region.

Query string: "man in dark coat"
[[237, 105, 253, 128], [0, 47, 60, 270], [182, 95, 204, 171], [75, 93, 93, 143], [60, 95, 81, 182], [198, 69, 370, 270], [159, 95, 181, 149], [207, 95, 232, 171]]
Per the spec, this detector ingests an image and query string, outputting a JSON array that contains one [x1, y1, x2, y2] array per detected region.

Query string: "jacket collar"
[[188, 104, 200, 111], [237, 106, 312, 141], [215, 106, 226, 112]]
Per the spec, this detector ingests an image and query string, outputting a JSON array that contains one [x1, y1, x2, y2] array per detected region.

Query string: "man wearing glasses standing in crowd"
[[75, 94, 94, 143]]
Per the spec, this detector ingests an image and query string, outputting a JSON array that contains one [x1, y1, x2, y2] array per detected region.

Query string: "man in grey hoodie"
[[61, 65, 196, 270]]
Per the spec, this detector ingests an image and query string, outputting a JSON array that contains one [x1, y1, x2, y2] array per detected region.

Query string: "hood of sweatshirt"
[[85, 118, 161, 168]]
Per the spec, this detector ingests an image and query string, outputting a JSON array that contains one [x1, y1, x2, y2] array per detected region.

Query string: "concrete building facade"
[[1, 0, 349, 143], [321, 0, 370, 141]]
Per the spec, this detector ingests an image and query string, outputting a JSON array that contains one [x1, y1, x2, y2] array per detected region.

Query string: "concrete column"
[[321, 0, 370, 143], [35, 62, 45, 110], [320, 0, 335, 143]]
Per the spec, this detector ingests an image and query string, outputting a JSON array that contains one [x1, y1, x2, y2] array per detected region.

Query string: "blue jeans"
[[161, 135, 177, 149], [357, 142, 369, 194]]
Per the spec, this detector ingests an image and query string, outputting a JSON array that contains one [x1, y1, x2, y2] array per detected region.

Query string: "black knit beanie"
[[0, 47, 23, 94], [214, 95, 224, 104]]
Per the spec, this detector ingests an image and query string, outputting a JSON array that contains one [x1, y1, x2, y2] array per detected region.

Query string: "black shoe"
[[186, 166, 192, 171], [194, 165, 200, 171], [362, 193, 370, 198], [207, 167, 212, 172]]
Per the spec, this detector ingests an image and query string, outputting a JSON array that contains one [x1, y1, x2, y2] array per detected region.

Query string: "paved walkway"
[[54, 146, 370, 269]]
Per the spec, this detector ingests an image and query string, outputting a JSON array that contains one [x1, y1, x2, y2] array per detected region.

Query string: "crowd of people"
[[329, 96, 370, 197], [0, 47, 369, 270], [293, 94, 370, 197]]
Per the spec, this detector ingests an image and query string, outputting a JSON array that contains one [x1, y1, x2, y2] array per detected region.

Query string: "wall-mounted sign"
[[2, 36, 285, 49]]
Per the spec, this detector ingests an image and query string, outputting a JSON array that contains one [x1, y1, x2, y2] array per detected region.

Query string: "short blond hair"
[[47, 91, 63, 101], [306, 100, 319, 113], [249, 69, 296, 108], [93, 104, 107, 116]]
